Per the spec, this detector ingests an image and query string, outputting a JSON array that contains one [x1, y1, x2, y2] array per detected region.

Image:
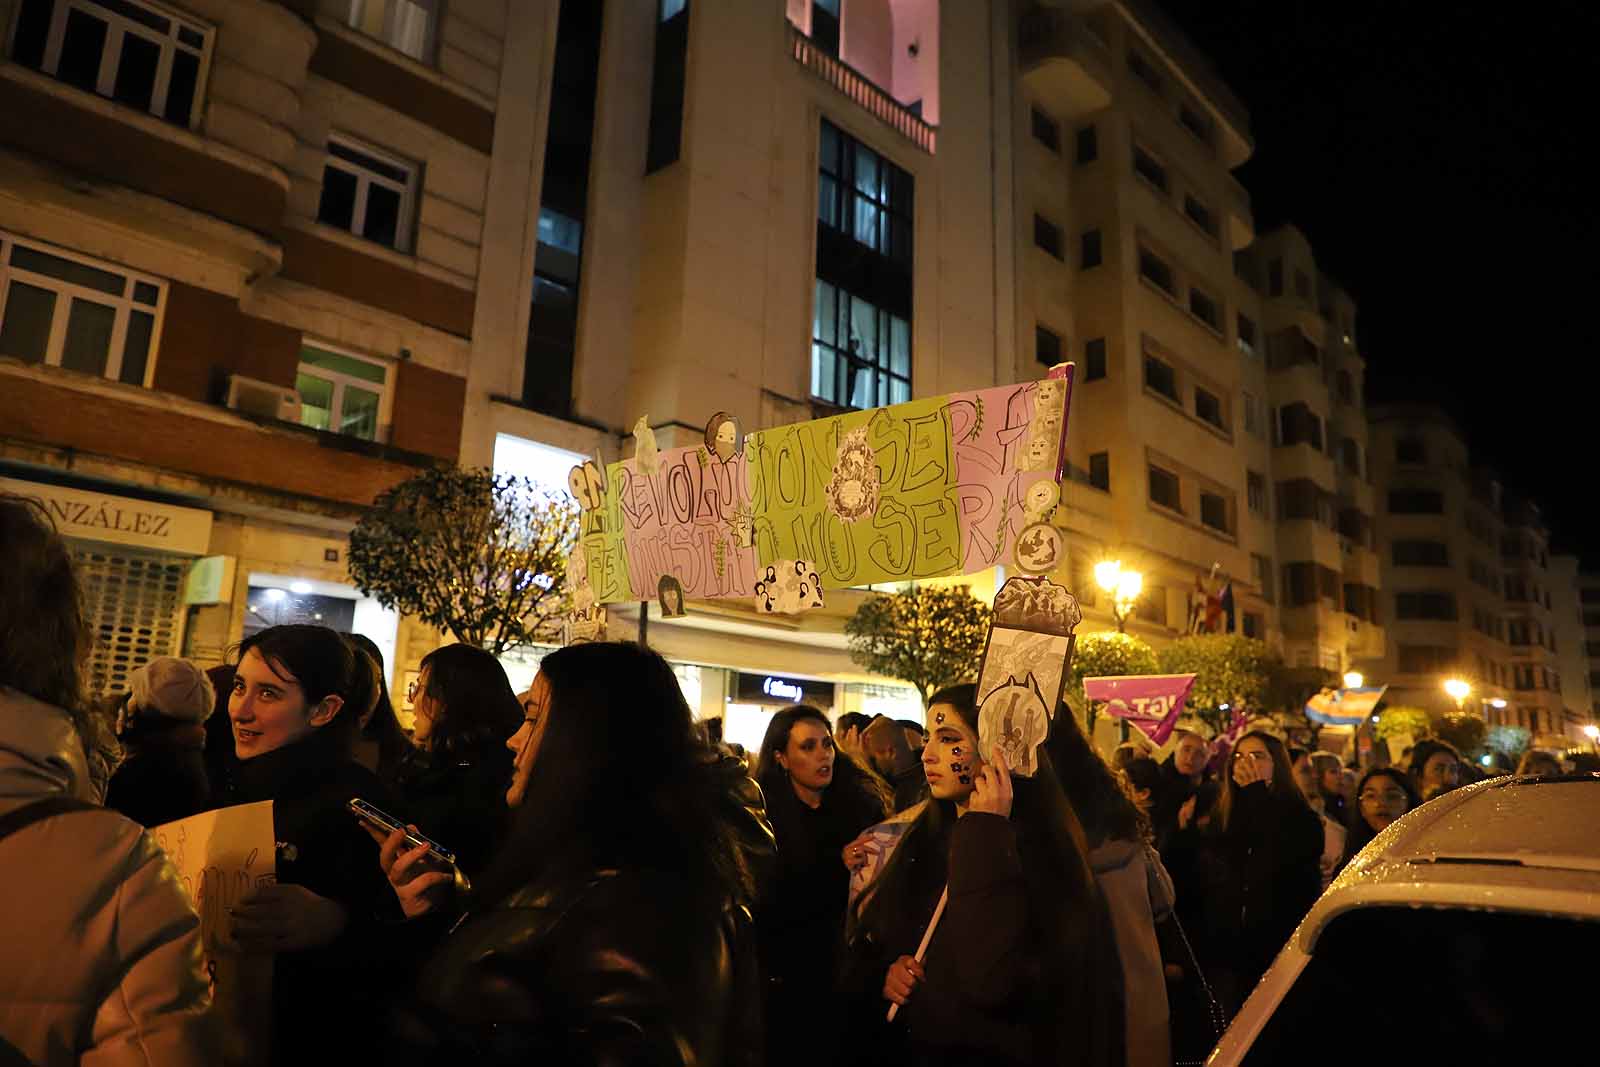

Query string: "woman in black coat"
[[104, 656, 215, 827], [1164, 729, 1323, 1018], [388, 642, 520, 881]]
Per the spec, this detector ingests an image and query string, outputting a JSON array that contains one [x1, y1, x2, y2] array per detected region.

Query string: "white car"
[[1207, 774, 1600, 1065]]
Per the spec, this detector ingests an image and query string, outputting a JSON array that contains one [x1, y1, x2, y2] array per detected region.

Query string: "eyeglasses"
[[1360, 790, 1407, 804]]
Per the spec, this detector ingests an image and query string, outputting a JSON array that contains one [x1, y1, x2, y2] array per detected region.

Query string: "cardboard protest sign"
[[1083, 673, 1198, 746], [570, 375, 1071, 611], [974, 576, 1082, 777], [151, 801, 276, 1066]]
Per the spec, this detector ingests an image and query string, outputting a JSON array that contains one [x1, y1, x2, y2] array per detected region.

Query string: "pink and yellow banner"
[[1083, 673, 1198, 745]]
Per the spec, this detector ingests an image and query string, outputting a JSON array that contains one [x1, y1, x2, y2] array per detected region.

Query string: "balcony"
[[788, 22, 936, 154], [1017, 5, 1113, 121], [1224, 174, 1254, 250]]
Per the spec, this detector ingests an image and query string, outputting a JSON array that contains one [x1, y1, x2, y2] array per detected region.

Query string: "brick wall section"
[[154, 282, 304, 403], [279, 227, 476, 338], [0, 78, 285, 239], [0, 374, 429, 507], [390, 361, 466, 460]]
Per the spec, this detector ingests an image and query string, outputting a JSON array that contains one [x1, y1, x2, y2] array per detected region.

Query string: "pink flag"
[[1213, 708, 1250, 753], [1082, 674, 1198, 746]]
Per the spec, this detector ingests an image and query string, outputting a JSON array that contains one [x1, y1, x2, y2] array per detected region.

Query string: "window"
[[1194, 386, 1225, 430], [1189, 287, 1221, 331], [295, 343, 391, 441], [11, 0, 211, 126], [1088, 452, 1109, 492], [1127, 49, 1162, 93], [1395, 591, 1458, 621], [1143, 354, 1178, 403], [1084, 338, 1107, 380], [818, 121, 914, 266], [1393, 540, 1450, 567], [1267, 258, 1283, 297], [1580, 588, 1600, 605], [318, 136, 419, 251], [1178, 104, 1212, 147], [1035, 325, 1061, 367], [1132, 145, 1168, 192], [1388, 489, 1444, 514], [1242, 612, 1263, 639], [1138, 246, 1176, 296], [0, 230, 164, 386], [1075, 124, 1098, 164], [1276, 403, 1324, 451], [1236, 313, 1258, 357], [1247, 471, 1268, 517], [1242, 392, 1262, 437], [1294, 269, 1312, 300], [1339, 437, 1362, 477], [810, 0, 840, 55], [1397, 644, 1458, 674], [1030, 106, 1059, 152], [646, 0, 690, 171], [1395, 437, 1427, 464], [1335, 369, 1355, 404], [1148, 464, 1180, 512], [1252, 553, 1274, 603], [1277, 479, 1333, 525], [1200, 491, 1229, 534], [343, 0, 439, 62], [811, 279, 911, 409], [1034, 215, 1064, 260], [1184, 194, 1218, 238], [1080, 229, 1103, 269]]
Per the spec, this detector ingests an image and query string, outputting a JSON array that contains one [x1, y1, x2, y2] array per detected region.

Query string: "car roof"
[[1303, 774, 1600, 939]]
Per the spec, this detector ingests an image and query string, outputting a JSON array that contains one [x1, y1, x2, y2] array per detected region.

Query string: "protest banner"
[[1083, 673, 1199, 746], [1305, 685, 1388, 725]]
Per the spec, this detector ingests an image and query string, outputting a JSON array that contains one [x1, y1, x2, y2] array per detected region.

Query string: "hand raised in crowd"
[[842, 831, 880, 874], [964, 747, 1013, 819], [882, 953, 925, 1007], [836, 722, 864, 761], [1177, 794, 1198, 830], [1232, 749, 1273, 788], [230, 883, 348, 953], [369, 824, 455, 919]]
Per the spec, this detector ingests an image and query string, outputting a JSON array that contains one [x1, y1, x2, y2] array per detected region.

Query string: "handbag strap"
[[0, 795, 97, 845], [1168, 908, 1230, 1049]]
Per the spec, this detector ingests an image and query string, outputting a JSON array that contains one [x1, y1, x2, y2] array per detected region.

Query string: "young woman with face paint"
[[753, 706, 891, 1067], [839, 684, 1125, 1067]]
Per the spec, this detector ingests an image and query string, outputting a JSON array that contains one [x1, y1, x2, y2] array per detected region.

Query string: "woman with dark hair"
[[1409, 738, 1464, 801], [840, 684, 1124, 1067], [1046, 708, 1172, 1067], [1342, 766, 1421, 865], [378, 641, 773, 1065], [754, 705, 890, 1067], [0, 494, 217, 1065], [1165, 729, 1323, 1018], [389, 642, 520, 879], [343, 632, 410, 780], [216, 623, 402, 1064]]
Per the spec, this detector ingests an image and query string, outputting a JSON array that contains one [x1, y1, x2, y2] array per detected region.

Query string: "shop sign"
[[0, 476, 212, 555], [734, 671, 837, 707]]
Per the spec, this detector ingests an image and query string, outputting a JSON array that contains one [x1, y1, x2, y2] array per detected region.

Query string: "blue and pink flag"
[[1082, 673, 1198, 745]]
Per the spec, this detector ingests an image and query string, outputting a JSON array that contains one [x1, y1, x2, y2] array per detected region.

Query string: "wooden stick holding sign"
[[885, 886, 948, 1022]]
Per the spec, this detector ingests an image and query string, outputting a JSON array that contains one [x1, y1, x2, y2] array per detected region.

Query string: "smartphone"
[[348, 798, 457, 867]]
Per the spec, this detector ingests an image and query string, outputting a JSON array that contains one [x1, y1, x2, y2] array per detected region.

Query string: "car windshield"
[[1242, 906, 1600, 1063]]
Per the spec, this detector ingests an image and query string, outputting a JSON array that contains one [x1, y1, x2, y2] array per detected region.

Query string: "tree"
[[349, 467, 577, 655], [1374, 705, 1432, 743], [1486, 724, 1532, 764], [845, 586, 993, 704], [1157, 634, 1284, 737], [1065, 630, 1159, 736], [1435, 710, 1489, 762]]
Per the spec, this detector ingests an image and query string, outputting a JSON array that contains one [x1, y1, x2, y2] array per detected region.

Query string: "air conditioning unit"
[[226, 375, 301, 422]]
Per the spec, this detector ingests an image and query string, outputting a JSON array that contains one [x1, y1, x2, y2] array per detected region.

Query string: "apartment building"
[[1577, 570, 1600, 722], [1547, 554, 1594, 744], [0, 0, 551, 699]]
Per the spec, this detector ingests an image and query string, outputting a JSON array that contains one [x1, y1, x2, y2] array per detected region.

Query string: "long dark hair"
[[233, 625, 359, 750], [416, 643, 522, 757], [342, 632, 410, 773], [0, 495, 89, 719], [1214, 729, 1308, 832], [471, 642, 758, 909], [1046, 703, 1151, 848], [754, 705, 890, 830], [1345, 766, 1421, 859]]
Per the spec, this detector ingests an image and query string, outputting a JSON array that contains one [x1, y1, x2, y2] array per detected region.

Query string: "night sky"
[[1154, 2, 1600, 559]]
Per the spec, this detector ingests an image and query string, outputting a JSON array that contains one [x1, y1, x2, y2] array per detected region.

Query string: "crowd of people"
[[1, 489, 1592, 1066]]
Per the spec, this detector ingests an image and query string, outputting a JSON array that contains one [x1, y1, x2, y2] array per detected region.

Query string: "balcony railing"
[[788, 22, 937, 155]]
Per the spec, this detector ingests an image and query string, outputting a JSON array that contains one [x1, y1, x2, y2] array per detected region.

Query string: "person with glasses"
[[1342, 767, 1421, 865], [1165, 730, 1324, 1018]]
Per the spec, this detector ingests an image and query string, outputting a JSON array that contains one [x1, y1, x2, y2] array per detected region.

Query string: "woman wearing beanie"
[[105, 657, 217, 827]]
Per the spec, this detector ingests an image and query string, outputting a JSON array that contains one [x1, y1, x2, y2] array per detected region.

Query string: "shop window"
[[295, 342, 392, 441], [0, 229, 165, 386], [318, 135, 420, 252], [10, 0, 211, 127], [812, 278, 911, 409], [343, 0, 440, 63]]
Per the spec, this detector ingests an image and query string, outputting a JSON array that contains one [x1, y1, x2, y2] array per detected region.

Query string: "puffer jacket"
[[1089, 839, 1174, 1067], [0, 686, 216, 1066]]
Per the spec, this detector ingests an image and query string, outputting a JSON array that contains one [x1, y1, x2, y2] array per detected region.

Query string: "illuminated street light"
[[1489, 698, 1507, 709], [1095, 560, 1143, 633], [1343, 671, 1364, 690], [1584, 724, 1599, 752], [1443, 678, 1471, 710]]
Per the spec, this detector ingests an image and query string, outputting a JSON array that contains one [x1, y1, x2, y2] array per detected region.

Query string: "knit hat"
[[130, 657, 216, 723]]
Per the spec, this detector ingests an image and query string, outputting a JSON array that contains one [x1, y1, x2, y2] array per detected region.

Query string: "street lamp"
[[1343, 671, 1364, 690], [1094, 560, 1143, 634], [1584, 724, 1599, 752], [1443, 677, 1471, 711]]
